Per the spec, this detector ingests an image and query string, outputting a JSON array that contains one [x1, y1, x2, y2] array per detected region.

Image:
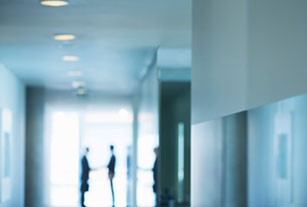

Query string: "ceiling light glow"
[[54, 34, 75, 41], [40, 0, 69, 6], [68, 70, 83, 77], [76, 88, 88, 96], [72, 81, 86, 88], [63, 56, 79, 61]]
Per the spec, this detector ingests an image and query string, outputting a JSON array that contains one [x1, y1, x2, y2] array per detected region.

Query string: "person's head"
[[154, 147, 159, 156], [110, 145, 114, 152], [85, 147, 89, 155]]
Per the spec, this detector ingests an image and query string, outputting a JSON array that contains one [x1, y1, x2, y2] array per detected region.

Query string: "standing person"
[[108, 145, 116, 206], [126, 145, 133, 206], [152, 147, 159, 206], [80, 147, 91, 207]]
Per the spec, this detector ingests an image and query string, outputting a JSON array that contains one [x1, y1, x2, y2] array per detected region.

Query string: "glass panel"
[[178, 122, 184, 203]]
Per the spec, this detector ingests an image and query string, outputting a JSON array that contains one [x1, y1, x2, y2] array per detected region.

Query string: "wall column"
[[25, 87, 45, 207]]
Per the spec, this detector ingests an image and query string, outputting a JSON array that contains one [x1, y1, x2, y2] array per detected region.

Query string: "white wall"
[[248, 93, 307, 207], [0, 63, 25, 207], [192, 0, 248, 123], [192, 2, 307, 205], [192, 0, 307, 123], [191, 119, 223, 207], [248, 1, 307, 108], [223, 113, 247, 207], [191, 112, 247, 207], [191, 93, 307, 207]]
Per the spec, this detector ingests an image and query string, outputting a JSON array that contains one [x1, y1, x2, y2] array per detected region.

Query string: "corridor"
[[1, 0, 307, 207]]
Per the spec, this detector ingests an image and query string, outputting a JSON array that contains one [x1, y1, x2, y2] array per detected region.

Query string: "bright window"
[[49, 112, 80, 206]]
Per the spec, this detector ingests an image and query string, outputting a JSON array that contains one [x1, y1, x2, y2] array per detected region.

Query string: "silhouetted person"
[[126, 146, 132, 179], [108, 145, 116, 206], [152, 147, 159, 206], [80, 147, 91, 207], [126, 145, 133, 206]]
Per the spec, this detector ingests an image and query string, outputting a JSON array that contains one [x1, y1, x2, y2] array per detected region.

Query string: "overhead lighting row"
[[55, 34, 85, 95], [41, 0, 88, 95], [54, 34, 75, 41], [40, 0, 69, 7]]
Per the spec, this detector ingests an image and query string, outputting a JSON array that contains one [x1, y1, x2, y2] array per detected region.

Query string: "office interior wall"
[[223, 112, 247, 207], [192, 0, 248, 123], [192, 92, 307, 206], [191, 112, 247, 207], [247, 1, 307, 108], [248, 93, 307, 207], [25, 87, 45, 207], [191, 118, 223, 207], [193, 0, 307, 123], [192, 1, 307, 205], [0, 63, 25, 207]]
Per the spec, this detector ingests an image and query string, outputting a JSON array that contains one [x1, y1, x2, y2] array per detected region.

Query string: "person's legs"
[[80, 190, 85, 207], [110, 178, 115, 206], [154, 193, 159, 207], [80, 181, 88, 207]]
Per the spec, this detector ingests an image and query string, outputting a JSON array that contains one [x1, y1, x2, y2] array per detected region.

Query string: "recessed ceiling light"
[[76, 88, 88, 96], [68, 70, 83, 77], [72, 81, 86, 88], [63, 56, 79, 61], [54, 34, 75, 41], [40, 0, 69, 6]]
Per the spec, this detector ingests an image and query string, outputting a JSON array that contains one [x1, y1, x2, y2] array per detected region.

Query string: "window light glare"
[[40, 0, 69, 7], [118, 108, 130, 117], [54, 34, 75, 41], [63, 56, 79, 61]]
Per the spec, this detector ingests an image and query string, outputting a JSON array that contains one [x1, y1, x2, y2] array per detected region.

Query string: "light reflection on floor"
[[86, 168, 127, 207]]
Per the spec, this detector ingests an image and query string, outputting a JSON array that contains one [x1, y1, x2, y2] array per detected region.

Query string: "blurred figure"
[[152, 147, 159, 206], [126, 145, 133, 206], [108, 145, 116, 206], [126, 145, 132, 179], [80, 147, 91, 207], [160, 188, 175, 207]]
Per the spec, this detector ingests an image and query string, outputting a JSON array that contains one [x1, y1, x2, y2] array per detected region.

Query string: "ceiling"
[[0, 0, 191, 96]]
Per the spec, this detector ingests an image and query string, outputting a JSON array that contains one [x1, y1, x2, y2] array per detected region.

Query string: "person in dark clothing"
[[108, 145, 116, 206], [80, 147, 91, 207], [152, 147, 159, 206]]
